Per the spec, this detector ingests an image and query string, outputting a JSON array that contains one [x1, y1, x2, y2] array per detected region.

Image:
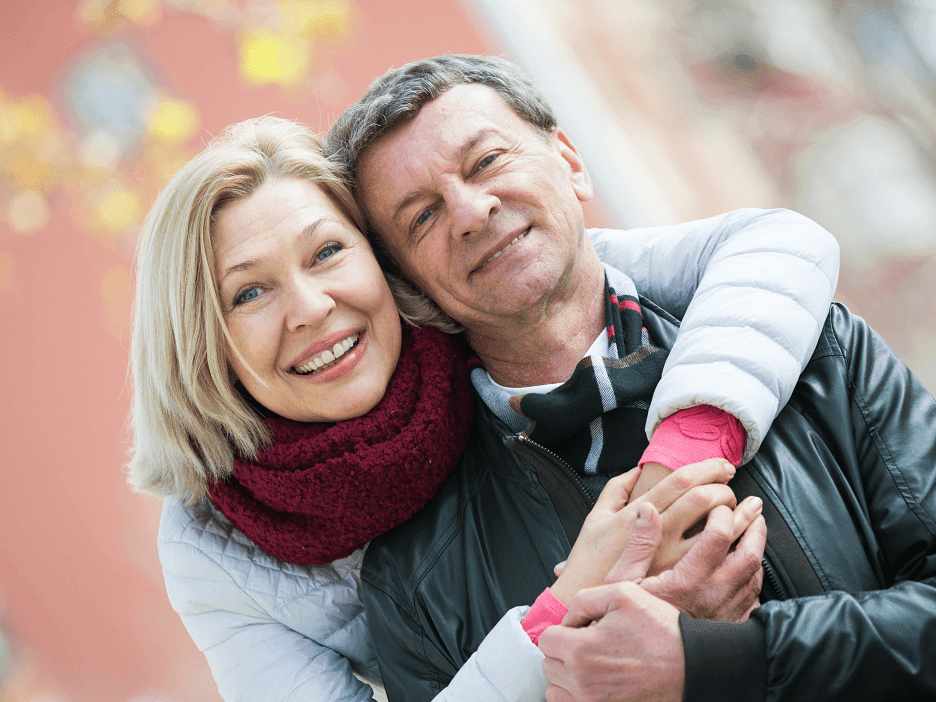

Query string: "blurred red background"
[[2, 1, 934, 701]]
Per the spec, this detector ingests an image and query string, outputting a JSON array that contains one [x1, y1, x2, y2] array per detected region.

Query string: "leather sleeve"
[[362, 571, 549, 702], [749, 304, 936, 701]]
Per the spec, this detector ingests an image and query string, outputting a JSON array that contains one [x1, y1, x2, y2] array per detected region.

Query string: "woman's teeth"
[[485, 228, 529, 265], [293, 333, 360, 375]]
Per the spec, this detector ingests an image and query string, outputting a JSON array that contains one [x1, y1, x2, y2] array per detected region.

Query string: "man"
[[326, 55, 936, 701]]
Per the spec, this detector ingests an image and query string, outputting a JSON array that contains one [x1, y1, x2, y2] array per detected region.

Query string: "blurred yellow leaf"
[[118, 0, 162, 26], [239, 32, 310, 87], [13, 96, 54, 136], [147, 98, 199, 143], [96, 183, 141, 235], [280, 0, 352, 38]]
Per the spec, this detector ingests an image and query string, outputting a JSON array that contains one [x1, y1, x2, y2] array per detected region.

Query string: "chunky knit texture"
[[208, 325, 474, 566]]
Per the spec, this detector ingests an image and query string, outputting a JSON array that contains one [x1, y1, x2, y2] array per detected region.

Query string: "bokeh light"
[[7, 190, 50, 233], [146, 97, 200, 143], [239, 31, 311, 87]]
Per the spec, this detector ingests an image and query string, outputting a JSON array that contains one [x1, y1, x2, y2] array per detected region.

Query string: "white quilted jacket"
[[158, 209, 840, 701]]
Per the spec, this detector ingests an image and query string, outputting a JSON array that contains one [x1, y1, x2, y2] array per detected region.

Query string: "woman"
[[130, 117, 838, 701]]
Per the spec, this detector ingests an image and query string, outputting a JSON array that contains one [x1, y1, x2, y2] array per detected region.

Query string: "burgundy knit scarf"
[[208, 325, 474, 566]]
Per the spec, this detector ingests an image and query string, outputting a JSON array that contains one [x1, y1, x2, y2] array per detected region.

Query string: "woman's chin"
[[267, 379, 388, 424]]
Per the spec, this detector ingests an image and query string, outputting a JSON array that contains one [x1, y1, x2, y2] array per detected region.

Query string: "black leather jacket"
[[362, 302, 936, 702]]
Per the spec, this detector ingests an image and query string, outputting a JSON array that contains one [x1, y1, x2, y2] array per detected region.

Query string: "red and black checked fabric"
[[511, 273, 668, 475]]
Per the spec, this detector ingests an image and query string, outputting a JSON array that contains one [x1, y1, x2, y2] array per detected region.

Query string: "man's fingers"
[[604, 503, 662, 584], [545, 684, 575, 702], [672, 504, 736, 579], [732, 496, 764, 542], [636, 458, 736, 513], [561, 581, 640, 628], [592, 466, 642, 512], [733, 513, 767, 563], [553, 560, 567, 577]]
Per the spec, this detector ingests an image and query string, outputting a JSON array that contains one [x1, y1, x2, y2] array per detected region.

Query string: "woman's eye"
[[234, 287, 260, 305], [316, 243, 343, 261], [416, 208, 433, 226]]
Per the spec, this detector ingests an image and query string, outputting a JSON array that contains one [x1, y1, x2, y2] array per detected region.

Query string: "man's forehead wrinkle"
[[455, 127, 500, 161]]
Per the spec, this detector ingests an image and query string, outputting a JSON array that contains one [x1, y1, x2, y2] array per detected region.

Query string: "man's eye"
[[416, 208, 433, 226], [316, 242, 343, 261], [234, 287, 260, 305], [478, 154, 497, 169]]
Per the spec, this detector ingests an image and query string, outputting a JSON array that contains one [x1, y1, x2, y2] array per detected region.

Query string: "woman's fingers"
[[635, 458, 737, 513], [660, 483, 738, 539], [648, 485, 738, 574], [591, 466, 642, 513]]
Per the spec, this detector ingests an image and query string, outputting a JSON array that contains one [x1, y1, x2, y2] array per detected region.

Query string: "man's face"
[[356, 84, 594, 333]]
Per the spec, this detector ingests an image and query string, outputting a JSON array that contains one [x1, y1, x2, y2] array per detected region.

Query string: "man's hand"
[[551, 459, 740, 605], [606, 501, 766, 621], [539, 579, 684, 702]]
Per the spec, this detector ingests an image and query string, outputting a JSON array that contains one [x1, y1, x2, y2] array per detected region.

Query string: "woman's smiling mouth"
[[292, 332, 361, 375]]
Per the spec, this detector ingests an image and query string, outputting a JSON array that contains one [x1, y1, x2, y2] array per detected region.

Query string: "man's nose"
[[284, 276, 336, 332], [446, 182, 500, 239]]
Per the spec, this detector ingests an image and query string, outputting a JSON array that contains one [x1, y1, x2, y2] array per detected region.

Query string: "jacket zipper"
[[762, 556, 787, 601], [513, 434, 596, 504]]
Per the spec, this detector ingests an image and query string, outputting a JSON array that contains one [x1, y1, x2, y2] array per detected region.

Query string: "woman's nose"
[[284, 277, 336, 332]]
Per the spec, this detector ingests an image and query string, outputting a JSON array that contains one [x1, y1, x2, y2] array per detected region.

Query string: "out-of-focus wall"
[[469, 0, 936, 392], [2, 1, 933, 701]]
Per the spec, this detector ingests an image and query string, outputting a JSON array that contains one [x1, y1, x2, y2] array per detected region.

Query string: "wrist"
[[549, 571, 580, 607]]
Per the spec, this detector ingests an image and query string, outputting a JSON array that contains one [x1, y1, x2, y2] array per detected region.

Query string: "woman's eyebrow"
[[219, 217, 334, 285]]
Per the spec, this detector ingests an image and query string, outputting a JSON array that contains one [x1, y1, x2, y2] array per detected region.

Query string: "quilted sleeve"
[[157, 500, 381, 702], [589, 208, 840, 463]]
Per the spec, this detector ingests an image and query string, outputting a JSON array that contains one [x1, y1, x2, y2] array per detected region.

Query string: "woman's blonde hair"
[[127, 116, 370, 503]]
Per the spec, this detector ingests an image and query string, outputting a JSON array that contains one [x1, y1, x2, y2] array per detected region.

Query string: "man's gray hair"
[[326, 54, 558, 333]]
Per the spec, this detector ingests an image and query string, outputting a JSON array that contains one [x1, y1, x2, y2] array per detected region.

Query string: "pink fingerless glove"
[[640, 405, 746, 470], [522, 588, 569, 645]]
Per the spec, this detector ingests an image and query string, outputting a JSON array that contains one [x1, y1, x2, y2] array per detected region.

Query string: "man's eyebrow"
[[390, 128, 500, 225], [218, 217, 330, 285]]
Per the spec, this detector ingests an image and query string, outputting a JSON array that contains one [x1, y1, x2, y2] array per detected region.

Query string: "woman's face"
[[214, 177, 402, 423]]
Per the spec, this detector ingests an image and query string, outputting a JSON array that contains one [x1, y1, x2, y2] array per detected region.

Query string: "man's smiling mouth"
[[292, 333, 361, 375], [480, 227, 530, 269]]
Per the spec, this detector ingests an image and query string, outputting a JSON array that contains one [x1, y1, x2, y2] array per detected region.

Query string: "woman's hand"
[[629, 461, 672, 500], [550, 459, 740, 605]]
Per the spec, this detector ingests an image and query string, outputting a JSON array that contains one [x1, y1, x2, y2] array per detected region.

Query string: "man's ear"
[[554, 127, 593, 203]]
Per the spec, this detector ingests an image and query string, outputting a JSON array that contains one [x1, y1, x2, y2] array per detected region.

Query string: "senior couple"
[[133, 55, 936, 702]]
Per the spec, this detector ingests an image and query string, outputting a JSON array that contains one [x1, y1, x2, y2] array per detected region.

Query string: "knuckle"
[[669, 470, 694, 491], [706, 521, 734, 546], [737, 549, 762, 574]]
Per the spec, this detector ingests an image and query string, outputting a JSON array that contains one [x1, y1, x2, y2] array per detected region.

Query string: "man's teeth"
[[294, 333, 360, 375], [485, 229, 529, 265]]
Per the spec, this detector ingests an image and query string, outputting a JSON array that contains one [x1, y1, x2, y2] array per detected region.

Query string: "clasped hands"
[[541, 459, 767, 702]]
